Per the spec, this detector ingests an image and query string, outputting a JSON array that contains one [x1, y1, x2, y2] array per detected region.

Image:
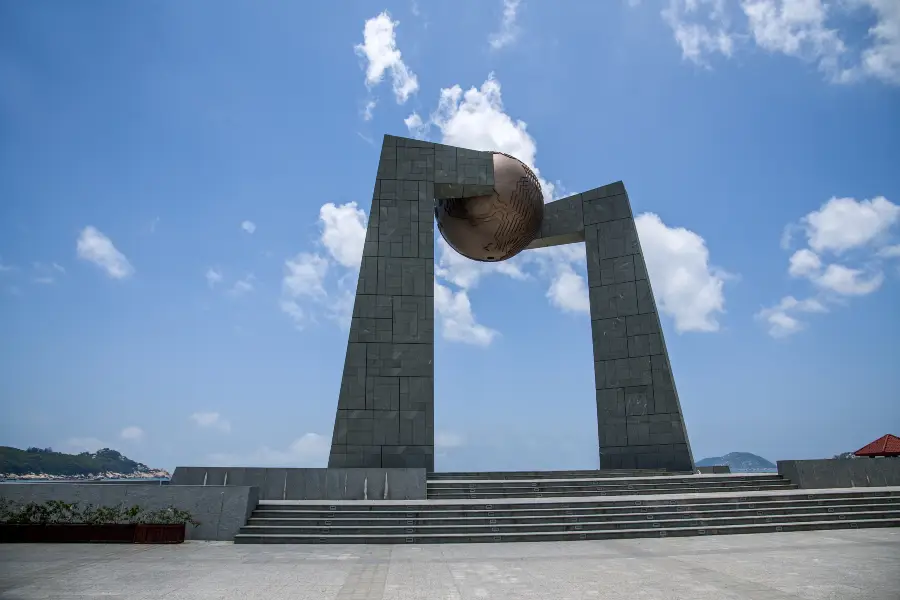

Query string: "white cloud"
[[404, 112, 429, 139], [190, 412, 231, 433], [241, 220, 256, 234], [435, 431, 466, 448], [546, 263, 590, 314], [662, 0, 735, 65], [76, 226, 134, 279], [205, 268, 223, 288], [877, 243, 900, 258], [208, 433, 329, 467], [363, 99, 376, 121], [229, 275, 255, 296], [756, 295, 828, 338], [788, 248, 822, 277], [814, 263, 884, 295], [635, 213, 728, 333], [742, 0, 848, 79], [801, 196, 900, 254], [435, 237, 528, 290], [489, 0, 522, 50], [119, 426, 145, 441], [434, 281, 498, 346], [355, 12, 419, 105], [280, 253, 329, 328], [408, 74, 558, 200], [320, 202, 367, 268], [653, 0, 900, 84]]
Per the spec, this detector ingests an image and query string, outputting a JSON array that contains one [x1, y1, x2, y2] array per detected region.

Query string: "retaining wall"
[[777, 458, 900, 489], [169, 467, 426, 500], [0, 483, 257, 541]]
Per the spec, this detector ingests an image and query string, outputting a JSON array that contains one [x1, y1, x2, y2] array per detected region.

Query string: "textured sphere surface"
[[435, 153, 543, 262]]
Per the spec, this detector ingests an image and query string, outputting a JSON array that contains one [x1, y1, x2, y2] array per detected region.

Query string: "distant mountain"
[[696, 452, 776, 472], [0, 446, 169, 479]]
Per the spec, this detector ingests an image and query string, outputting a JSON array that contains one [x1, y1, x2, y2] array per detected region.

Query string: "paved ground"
[[1, 529, 898, 599]]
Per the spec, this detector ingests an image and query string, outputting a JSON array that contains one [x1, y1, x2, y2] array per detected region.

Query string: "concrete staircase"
[[234, 471, 900, 544]]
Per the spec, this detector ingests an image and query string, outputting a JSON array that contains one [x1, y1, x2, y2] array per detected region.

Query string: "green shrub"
[[0, 500, 198, 526]]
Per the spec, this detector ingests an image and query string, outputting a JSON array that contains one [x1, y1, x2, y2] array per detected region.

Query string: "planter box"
[[0, 523, 185, 544]]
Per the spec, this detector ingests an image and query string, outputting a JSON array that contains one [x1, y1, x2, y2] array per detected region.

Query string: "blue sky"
[[1, 0, 898, 473]]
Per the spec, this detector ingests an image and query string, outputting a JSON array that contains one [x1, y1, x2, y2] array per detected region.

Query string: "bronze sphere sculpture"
[[435, 152, 544, 262]]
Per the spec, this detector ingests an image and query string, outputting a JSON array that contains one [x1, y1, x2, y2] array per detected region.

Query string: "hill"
[[696, 452, 776, 472], [0, 446, 168, 478]]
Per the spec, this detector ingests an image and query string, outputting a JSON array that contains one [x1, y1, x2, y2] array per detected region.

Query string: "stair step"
[[245, 502, 900, 526], [233, 517, 900, 544], [428, 470, 681, 480], [240, 509, 900, 535], [426, 484, 796, 499]]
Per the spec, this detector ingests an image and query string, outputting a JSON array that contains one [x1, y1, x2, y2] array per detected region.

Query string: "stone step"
[[426, 483, 796, 499], [254, 489, 900, 513], [233, 517, 900, 544], [240, 509, 900, 536], [246, 501, 900, 527], [426, 477, 789, 492], [428, 469, 677, 480], [427, 473, 782, 485]]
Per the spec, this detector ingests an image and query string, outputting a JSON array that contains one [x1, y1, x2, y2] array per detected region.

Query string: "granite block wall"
[[329, 135, 495, 470], [170, 466, 427, 500], [526, 181, 695, 472], [778, 458, 900, 489]]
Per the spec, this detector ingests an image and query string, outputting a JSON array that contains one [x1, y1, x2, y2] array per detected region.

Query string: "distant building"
[[854, 434, 900, 458]]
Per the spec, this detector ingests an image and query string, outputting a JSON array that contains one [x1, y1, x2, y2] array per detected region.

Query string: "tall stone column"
[[328, 135, 494, 471], [530, 182, 695, 472]]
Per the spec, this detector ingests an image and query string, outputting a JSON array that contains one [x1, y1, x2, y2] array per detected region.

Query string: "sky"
[[1, 0, 898, 474]]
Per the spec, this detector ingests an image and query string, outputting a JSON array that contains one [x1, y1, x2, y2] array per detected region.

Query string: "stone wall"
[[170, 467, 426, 500], [778, 458, 900, 489], [0, 483, 257, 541]]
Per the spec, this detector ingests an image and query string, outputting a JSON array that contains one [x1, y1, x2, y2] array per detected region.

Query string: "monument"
[[327, 135, 694, 473]]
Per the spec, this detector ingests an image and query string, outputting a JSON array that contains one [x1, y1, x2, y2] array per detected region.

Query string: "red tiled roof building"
[[854, 434, 900, 458]]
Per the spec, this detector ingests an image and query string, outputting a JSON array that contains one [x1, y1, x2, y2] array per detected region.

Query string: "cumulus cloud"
[[190, 412, 231, 433], [280, 253, 329, 328], [756, 295, 829, 338], [320, 202, 367, 268], [802, 196, 900, 254], [434, 282, 498, 346], [119, 426, 145, 441], [546, 263, 590, 314], [635, 213, 729, 333], [355, 12, 419, 106], [761, 194, 897, 337], [406, 74, 558, 201], [489, 0, 522, 50], [662, 0, 735, 65], [208, 433, 329, 467], [240, 220, 256, 234], [654, 0, 900, 85], [76, 226, 134, 279]]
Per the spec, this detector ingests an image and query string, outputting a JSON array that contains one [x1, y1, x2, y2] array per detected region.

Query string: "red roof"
[[854, 434, 900, 457]]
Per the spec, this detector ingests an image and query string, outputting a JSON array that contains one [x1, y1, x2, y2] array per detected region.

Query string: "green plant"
[[140, 506, 199, 527], [0, 500, 198, 527]]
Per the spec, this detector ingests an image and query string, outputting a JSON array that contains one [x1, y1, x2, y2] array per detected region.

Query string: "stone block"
[[589, 282, 638, 320], [596, 388, 626, 417], [591, 317, 629, 361], [583, 193, 632, 226], [624, 385, 653, 416], [262, 469, 288, 501], [366, 376, 400, 410]]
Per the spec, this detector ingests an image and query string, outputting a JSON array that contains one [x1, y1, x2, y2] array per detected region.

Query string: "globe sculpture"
[[435, 152, 544, 262]]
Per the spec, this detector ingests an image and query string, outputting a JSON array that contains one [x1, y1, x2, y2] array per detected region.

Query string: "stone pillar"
[[528, 181, 695, 472], [328, 135, 494, 471]]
